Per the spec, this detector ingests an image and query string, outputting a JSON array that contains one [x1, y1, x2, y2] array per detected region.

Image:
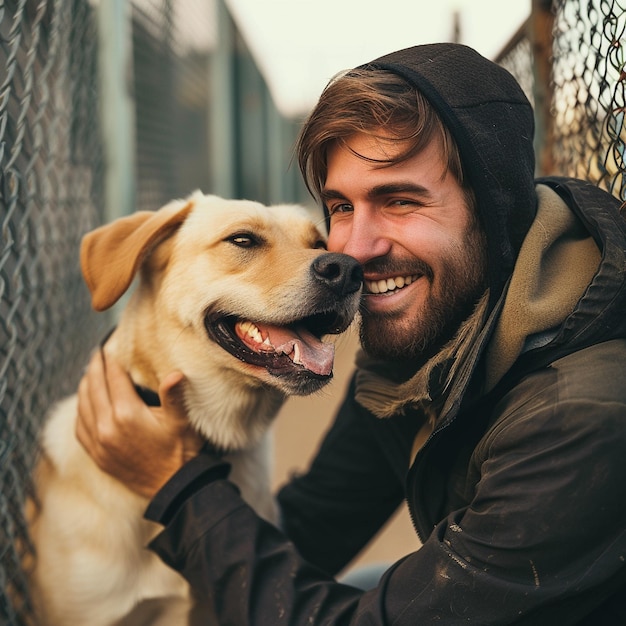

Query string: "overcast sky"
[[225, 0, 530, 116]]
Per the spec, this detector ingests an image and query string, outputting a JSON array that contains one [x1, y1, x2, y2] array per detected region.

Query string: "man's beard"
[[358, 226, 488, 367]]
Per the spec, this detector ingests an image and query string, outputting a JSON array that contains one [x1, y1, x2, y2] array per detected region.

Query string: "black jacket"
[[145, 44, 626, 624]]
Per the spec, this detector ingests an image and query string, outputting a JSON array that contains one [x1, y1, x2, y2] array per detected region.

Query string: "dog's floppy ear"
[[80, 199, 194, 311]]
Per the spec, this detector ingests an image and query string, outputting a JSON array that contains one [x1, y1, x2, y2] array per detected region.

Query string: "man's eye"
[[226, 233, 260, 248], [328, 203, 353, 215]]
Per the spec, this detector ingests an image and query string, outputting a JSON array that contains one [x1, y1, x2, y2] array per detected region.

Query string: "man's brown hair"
[[296, 69, 472, 207]]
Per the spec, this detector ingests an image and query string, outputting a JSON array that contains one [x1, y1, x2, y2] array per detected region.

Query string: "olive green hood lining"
[[484, 184, 601, 391]]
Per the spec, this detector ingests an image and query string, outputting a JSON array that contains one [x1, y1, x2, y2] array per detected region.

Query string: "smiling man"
[[77, 43, 626, 624], [323, 131, 487, 365]]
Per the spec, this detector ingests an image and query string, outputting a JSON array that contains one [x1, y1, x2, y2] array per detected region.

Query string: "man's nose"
[[329, 211, 391, 263]]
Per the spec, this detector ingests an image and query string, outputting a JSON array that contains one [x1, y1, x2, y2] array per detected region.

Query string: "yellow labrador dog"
[[26, 192, 362, 626]]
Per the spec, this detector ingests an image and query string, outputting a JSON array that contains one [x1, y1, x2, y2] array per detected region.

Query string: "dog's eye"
[[313, 240, 327, 250], [226, 233, 260, 248]]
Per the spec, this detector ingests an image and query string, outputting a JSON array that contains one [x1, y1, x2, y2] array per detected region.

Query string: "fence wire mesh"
[[551, 0, 626, 198], [0, 1, 106, 624], [1, 0, 626, 624], [0, 0, 216, 623], [500, 0, 626, 198]]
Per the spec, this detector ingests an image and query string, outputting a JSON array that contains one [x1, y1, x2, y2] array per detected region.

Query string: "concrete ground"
[[271, 324, 421, 576]]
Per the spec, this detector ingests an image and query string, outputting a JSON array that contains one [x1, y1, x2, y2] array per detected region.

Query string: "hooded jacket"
[[144, 45, 626, 624]]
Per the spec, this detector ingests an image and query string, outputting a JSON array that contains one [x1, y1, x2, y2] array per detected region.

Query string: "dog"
[[26, 192, 362, 625]]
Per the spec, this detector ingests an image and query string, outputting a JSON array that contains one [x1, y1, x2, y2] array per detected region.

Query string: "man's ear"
[[80, 199, 194, 311]]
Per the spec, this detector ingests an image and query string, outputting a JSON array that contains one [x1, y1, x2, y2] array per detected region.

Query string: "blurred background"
[[2, 0, 626, 622]]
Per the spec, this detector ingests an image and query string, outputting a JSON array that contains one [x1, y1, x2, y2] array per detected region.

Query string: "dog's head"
[[80, 193, 362, 445]]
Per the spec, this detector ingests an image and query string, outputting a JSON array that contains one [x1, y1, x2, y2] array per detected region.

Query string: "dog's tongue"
[[261, 323, 334, 376]]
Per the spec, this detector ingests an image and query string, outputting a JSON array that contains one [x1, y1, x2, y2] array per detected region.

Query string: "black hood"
[[359, 43, 537, 306]]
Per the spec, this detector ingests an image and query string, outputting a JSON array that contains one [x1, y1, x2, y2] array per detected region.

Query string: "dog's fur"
[[26, 192, 362, 626]]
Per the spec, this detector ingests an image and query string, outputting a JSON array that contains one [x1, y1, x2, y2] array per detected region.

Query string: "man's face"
[[324, 133, 488, 364]]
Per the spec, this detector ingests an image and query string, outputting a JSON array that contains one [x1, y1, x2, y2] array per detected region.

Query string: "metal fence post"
[[530, 0, 556, 175]]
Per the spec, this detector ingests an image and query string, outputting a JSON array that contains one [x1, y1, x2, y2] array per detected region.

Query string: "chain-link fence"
[[552, 0, 626, 198], [0, 1, 105, 623], [2, 0, 626, 624], [498, 0, 626, 199]]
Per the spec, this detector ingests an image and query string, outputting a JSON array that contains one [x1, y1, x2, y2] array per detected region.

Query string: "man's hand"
[[76, 350, 204, 500]]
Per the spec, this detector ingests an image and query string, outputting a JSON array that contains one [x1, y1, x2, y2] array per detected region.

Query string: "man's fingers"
[[76, 350, 145, 453], [103, 352, 146, 416]]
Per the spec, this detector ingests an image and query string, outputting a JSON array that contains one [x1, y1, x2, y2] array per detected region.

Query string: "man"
[[77, 44, 626, 623]]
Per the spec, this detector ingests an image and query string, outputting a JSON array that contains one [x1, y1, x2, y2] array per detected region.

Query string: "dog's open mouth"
[[205, 312, 346, 378]]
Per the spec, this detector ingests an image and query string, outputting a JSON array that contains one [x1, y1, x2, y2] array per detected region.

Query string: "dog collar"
[[133, 384, 161, 407]]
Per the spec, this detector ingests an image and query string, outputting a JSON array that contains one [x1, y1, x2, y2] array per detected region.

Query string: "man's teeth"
[[365, 275, 418, 294], [237, 320, 272, 348]]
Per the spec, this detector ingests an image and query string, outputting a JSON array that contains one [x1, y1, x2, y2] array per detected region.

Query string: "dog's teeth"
[[292, 342, 301, 365], [236, 320, 274, 348], [237, 320, 263, 344]]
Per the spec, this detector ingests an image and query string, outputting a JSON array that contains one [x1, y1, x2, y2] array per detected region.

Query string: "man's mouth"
[[364, 274, 419, 295], [204, 311, 350, 378]]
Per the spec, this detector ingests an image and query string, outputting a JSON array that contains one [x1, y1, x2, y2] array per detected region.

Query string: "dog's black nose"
[[312, 253, 363, 297]]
